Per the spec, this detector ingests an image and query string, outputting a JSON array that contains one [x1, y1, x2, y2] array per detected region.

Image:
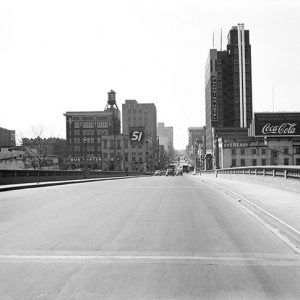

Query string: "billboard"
[[129, 127, 145, 144], [254, 112, 300, 137]]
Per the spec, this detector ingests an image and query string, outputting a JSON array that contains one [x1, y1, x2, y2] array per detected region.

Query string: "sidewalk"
[[194, 173, 300, 235]]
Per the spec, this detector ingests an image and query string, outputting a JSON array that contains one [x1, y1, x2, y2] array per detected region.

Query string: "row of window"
[[231, 158, 290, 167], [71, 140, 147, 150], [232, 148, 293, 156], [73, 122, 109, 129], [72, 130, 108, 136], [71, 150, 146, 162]]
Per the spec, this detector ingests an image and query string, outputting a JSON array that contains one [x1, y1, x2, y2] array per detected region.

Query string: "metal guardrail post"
[[284, 169, 287, 179], [273, 169, 276, 178]]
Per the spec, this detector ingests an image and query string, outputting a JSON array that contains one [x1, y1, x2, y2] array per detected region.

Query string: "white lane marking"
[[200, 177, 300, 254], [1, 254, 300, 266]]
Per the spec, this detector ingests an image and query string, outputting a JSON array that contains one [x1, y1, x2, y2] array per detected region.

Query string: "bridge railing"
[[215, 166, 300, 180], [0, 169, 151, 185]]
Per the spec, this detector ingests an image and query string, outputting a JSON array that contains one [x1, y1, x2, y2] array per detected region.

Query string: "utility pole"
[[83, 136, 87, 178]]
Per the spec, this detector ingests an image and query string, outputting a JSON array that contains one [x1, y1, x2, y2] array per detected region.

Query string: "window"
[[74, 122, 81, 129], [217, 81, 222, 87], [124, 153, 128, 162], [103, 140, 107, 149], [124, 140, 128, 149], [272, 150, 278, 158], [116, 140, 121, 149], [74, 146, 80, 152], [132, 153, 136, 161], [261, 148, 266, 155], [235, 97, 239, 103], [240, 148, 245, 155], [232, 149, 236, 155], [262, 158, 266, 166], [252, 159, 257, 166], [294, 146, 300, 154], [284, 158, 289, 165], [240, 159, 245, 166], [252, 148, 257, 155], [138, 153, 143, 162], [109, 140, 115, 149], [231, 159, 236, 167], [284, 148, 289, 154]]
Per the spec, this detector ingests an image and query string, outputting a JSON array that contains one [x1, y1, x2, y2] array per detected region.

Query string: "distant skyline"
[[1, 0, 300, 149]]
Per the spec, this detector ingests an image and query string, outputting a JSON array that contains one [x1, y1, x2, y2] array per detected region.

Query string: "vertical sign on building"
[[211, 76, 218, 121]]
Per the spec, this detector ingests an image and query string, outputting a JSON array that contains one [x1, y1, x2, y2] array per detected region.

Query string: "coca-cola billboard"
[[254, 113, 300, 137]]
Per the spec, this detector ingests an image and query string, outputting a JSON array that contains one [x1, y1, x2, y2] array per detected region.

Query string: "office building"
[[205, 24, 252, 155], [122, 99, 157, 165], [64, 90, 121, 170], [157, 122, 173, 153]]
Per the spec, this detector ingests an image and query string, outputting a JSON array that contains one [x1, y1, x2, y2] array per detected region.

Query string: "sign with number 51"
[[129, 128, 145, 144]]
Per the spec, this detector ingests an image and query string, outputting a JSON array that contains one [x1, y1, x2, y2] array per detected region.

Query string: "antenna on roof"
[[272, 86, 275, 112], [220, 28, 222, 50]]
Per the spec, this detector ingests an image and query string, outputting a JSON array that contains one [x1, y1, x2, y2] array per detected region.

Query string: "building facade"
[[122, 99, 157, 166], [217, 112, 300, 168], [187, 127, 206, 169], [157, 122, 173, 154], [205, 24, 252, 154], [0, 127, 16, 147]]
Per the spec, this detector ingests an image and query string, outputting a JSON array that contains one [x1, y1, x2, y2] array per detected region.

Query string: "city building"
[[205, 24, 252, 163], [187, 127, 206, 169], [64, 91, 154, 172], [217, 112, 300, 168], [64, 90, 121, 170], [157, 122, 173, 153], [0, 127, 16, 147], [122, 99, 157, 167]]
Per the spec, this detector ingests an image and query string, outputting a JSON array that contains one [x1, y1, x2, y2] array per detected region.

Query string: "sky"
[[1, 0, 300, 149]]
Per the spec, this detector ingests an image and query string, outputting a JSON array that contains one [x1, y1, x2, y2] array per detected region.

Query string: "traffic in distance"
[[154, 163, 190, 176]]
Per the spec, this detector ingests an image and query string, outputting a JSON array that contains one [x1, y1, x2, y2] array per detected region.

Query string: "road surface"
[[0, 175, 300, 299]]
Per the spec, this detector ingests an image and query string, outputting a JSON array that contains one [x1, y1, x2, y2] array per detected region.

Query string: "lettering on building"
[[211, 76, 218, 121]]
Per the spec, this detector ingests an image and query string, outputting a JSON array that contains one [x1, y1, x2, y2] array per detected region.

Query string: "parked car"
[[154, 170, 161, 176], [175, 169, 183, 176], [166, 168, 175, 176]]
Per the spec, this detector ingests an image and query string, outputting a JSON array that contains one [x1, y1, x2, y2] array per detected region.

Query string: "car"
[[154, 170, 161, 176], [166, 168, 174, 176], [175, 169, 183, 176], [193, 170, 197, 175]]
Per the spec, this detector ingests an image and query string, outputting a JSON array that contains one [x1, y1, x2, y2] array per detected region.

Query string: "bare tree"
[[19, 127, 49, 170]]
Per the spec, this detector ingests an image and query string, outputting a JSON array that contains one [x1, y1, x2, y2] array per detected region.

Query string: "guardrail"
[[0, 169, 151, 185], [215, 166, 300, 180]]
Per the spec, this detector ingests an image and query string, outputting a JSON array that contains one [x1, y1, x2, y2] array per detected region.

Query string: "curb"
[[0, 176, 143, 192], [200, 176, 300, 255]]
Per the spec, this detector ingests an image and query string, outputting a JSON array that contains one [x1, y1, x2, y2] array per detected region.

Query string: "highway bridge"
[[0, 170, 300, 299]]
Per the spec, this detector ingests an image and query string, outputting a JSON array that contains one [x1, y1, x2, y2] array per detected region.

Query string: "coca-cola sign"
[[254, 113, 300, 137]]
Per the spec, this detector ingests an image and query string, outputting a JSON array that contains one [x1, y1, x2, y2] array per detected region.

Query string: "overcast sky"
[[1, 0, 299, 149]]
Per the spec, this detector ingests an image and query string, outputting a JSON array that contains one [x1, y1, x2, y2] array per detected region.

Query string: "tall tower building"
[[157, 122, 173, 152], [122, 99, 157, 161], [205, 24, 252, 153]]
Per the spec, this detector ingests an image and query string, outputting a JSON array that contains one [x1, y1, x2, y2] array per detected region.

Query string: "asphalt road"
[[0, 175, 300, 299]]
